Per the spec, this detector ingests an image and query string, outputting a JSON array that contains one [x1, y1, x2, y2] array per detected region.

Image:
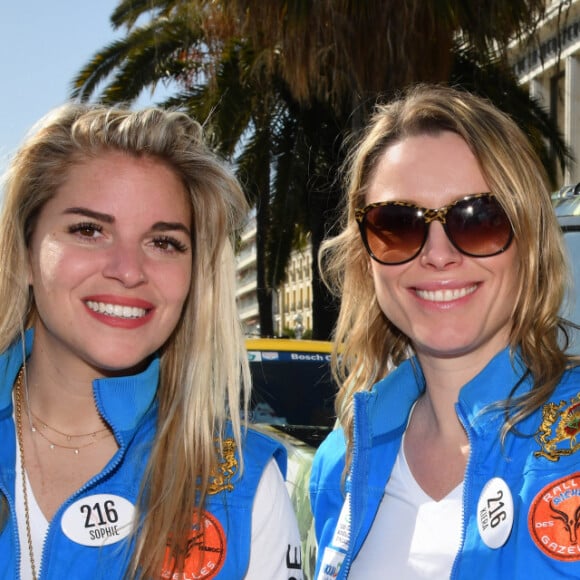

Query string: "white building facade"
[[235, 215, 314, 337], [235, 215, 260, 335], [510, 0, 580, 185], [274, 242, 314, 338]]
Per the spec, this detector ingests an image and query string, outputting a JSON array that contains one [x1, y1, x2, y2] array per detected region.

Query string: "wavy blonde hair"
[[321, 84, 574, 459], [0, 104, 250, 577]]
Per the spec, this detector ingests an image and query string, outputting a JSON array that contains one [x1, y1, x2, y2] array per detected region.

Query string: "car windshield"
[[246, 339, 336, 446]]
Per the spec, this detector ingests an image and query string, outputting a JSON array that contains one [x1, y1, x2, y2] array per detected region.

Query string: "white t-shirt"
[[246, 458, 304, 579], [349, 441, 463, 579], [16, 451, 302, 580]]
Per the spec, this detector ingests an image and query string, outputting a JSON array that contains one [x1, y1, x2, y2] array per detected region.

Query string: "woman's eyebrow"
[[63, 207, 191, 236], [151, 222, 191, 236], [63, 207, 114, 223]]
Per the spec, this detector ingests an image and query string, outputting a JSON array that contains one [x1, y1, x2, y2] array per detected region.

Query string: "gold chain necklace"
[[30, 409, 112, 454], [31, 425, 110, 454], [21, 376, 112, 454], [14, 366, 38, 580], [30, 409, 109, 439]]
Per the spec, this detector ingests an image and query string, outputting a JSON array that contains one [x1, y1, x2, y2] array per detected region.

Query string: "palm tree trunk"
[[311, 230, 339, 341], [255, 157, 275, 338], [309, 180, 340, 341]]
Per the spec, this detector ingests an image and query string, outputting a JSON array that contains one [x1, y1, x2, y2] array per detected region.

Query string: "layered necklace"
[[29, 408, 111, 454], [17, 367, 112, 454], [14, 365, 114, 580]]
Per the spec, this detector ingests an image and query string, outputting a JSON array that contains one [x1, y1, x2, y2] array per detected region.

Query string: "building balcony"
[[238, 303, 259, 321], [236, 252, 257, 271], [236, 279, 258, 298]]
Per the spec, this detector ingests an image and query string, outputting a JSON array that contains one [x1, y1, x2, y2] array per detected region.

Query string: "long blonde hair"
[[321, 84, 572, 456], [0, 104, 250, 577]]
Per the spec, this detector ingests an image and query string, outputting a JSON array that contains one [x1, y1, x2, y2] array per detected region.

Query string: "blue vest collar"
[[0, 329, 159, 433]]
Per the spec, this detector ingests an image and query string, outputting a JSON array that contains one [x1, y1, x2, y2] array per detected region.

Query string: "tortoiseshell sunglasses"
[[354, 193, 513, 265]]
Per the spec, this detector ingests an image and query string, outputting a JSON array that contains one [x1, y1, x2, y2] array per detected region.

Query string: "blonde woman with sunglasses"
[[310, 84, 580, 579], [0, 104, 302, 579]]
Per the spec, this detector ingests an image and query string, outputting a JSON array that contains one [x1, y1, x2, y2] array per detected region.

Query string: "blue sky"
[[1, 1, 166, 174]]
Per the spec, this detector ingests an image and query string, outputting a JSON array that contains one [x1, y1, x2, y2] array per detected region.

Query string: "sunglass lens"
[[446, 196, 512, 256], [364, 204, 426, 264]]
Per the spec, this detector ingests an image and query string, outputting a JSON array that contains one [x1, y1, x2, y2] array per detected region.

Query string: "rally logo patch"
[[528, 473, 580, 561], [161, 510, 226, 579], [534, 393, 580, 461], [208, 438, 238, 494]]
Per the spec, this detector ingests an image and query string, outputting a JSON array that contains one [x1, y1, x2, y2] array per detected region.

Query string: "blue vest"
[[311, 348, 580, 579], [0, 331, 285, 578]]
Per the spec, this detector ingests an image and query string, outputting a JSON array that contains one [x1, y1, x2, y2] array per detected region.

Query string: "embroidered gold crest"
[[208, 437, 238, 494], [535, 393, 580, 461]]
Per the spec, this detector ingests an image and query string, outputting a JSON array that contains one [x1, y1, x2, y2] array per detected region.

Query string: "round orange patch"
[[528, 473, 580, 561], [161, 510, 226, 579]]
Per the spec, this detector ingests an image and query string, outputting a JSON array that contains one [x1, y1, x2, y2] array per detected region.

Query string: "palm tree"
[[71, 0, 571, 339]]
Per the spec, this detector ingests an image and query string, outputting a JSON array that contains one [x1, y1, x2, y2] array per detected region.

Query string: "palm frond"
[[71, 16, 203, 103]]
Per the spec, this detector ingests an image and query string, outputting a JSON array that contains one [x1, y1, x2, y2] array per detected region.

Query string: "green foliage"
[[282, 327, 313, 340]]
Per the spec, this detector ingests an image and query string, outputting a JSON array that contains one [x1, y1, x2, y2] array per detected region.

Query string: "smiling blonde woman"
[[310, 84, 580, 579], [0, 104, 302, 579]]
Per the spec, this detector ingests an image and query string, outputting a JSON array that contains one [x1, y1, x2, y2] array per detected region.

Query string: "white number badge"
[[477, 477, 514, 549], [61, 493, 135, 547]]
